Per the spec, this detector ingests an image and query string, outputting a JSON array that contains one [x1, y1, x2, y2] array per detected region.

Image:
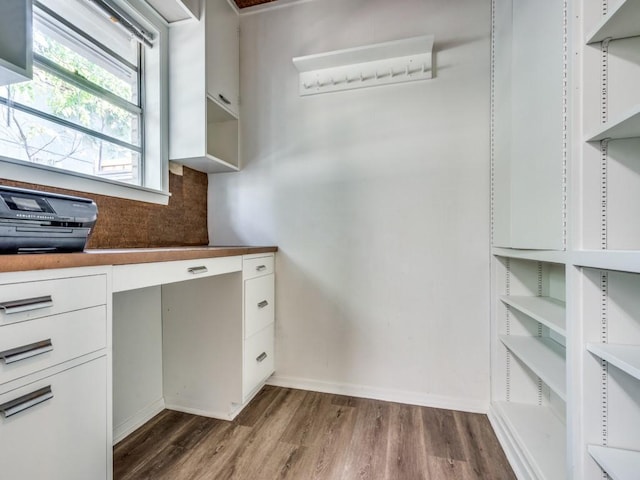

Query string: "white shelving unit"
[[493, 402, 566, 480], [491, 0, 640, 478], [588, 445, 640, 480], [292, 35, 434, 96], [500, 336, 566, 400], [587, 344, 640, 381], [500, 296, 566, 336]]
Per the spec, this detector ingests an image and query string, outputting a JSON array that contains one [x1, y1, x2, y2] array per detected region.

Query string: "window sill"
[[0, 156, 170, 205]]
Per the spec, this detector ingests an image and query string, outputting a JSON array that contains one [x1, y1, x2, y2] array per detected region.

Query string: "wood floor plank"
[[421, 406, 467, 462], [338, 398, 390, 480], [284, 402, 357, 480], [212, 388, 308, 479], [113, 410, 193, 480], [114, 387, 516, 480], [385, 403, 430, 480], [454, 411, 515, 480]]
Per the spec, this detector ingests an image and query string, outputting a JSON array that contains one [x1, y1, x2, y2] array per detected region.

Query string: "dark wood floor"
[[114, 386, 515, 480]]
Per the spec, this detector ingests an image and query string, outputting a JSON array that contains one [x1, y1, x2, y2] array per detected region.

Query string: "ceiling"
[[234, 0, 278, 8]]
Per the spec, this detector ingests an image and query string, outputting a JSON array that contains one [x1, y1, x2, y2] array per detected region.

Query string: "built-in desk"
[[0, 246, 277, 480]]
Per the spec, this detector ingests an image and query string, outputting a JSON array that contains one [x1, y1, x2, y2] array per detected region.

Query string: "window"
[[0, 0, 168, 203]]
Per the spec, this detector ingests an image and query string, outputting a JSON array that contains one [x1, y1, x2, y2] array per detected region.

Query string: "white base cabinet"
[[162, 253, 275, 419], [0, 356, 109, 480], [0, 267, 112, 480]]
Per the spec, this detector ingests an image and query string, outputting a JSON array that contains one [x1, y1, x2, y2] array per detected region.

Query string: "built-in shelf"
[[500, 335, 566, 400], [492, 247, 567, 264], [586, 105, 640, 142], [572, 250, 640, 274], [292, 35, 434, 96], [586, 0, 640, 44], [587, 343, 640, 381], [493, 402, 566, 480], [589, 445, 640, 480], [500, 296, 566, 337]]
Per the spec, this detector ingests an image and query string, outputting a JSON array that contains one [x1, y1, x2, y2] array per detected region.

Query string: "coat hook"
[[360, 72, 364, 82], [389, 68, 393, 77], [375, 71, 379, 80], [330, 77, 335, 85], [405, 65, 409, 76], [345, 75, 349, 83]]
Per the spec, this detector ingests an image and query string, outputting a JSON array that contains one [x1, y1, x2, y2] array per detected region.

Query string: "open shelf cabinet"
[[493, 402, 566, 480]]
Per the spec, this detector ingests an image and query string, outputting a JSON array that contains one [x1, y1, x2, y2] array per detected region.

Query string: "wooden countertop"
[[0, 246, 278, 273]]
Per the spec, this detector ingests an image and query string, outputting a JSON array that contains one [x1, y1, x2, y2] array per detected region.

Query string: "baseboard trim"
[[488, 405, 534, 480], [266, 375, 488, 414], [164, 403, 238, 421], [113, 397, 165, 445]]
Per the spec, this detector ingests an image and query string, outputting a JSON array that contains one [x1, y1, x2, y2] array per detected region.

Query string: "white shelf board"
[[589, 445, 640, 480], [500, 335, 567, 400], [500, 296, 566, 337], [492, 247, 567, 264], [493, 402, 566, 480], [292, 35, 433, 96], [586, 0, 640, 44], [571, 250, 640, 274], [587, 343, 640, 381], [178, 154, 239, 174], [586, 105, 640, 142], [293, 35, 434, 71]]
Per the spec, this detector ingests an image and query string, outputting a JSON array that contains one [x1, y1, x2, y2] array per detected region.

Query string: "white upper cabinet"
[[206, 0, 239, 117], [0, 0, 32, 86], [169, 0, 240, 173]]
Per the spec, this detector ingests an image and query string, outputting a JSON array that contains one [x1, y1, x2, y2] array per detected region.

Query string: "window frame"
[[0, 0, 169, 205]]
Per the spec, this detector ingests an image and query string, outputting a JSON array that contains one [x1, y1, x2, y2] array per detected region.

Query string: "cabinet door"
[[0, 0, 32, 85], [0, 357, 108, 479], [206, 0, 239, 117]]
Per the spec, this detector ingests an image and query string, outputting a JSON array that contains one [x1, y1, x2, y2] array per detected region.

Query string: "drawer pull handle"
[[0, 386, 53, 418], [256, 265, 267, 272], [0, 295, 53, 315], [256, 352, 268, 363], [0, 339, 53, 364], [257, 300, 269, 309], [188, 266, 208, 275], [218, 93, 231, 105]]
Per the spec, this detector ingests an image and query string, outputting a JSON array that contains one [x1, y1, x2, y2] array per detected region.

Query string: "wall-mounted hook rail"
[[292, 34, 434, 96]]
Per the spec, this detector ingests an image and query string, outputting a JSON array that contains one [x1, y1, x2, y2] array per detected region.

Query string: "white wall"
[[209, 0, 491, 412]]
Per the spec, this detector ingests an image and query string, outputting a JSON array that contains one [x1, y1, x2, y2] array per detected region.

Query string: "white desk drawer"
[[243, 255, 274, 280], [113, 255, 242, 292], [243, 324, 274, 401], [0, 306, 106, 385], [244, 274, 274, 339], [0, 275, 106, 326], [0, 356, 108, 480]]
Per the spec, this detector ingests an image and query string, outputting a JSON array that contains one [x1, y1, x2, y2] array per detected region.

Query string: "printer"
[[0, 185, 98, 253]]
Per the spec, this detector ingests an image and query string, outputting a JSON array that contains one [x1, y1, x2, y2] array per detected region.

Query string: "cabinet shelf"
[[493, 402, 566, 480], [587, 343, 640, 381], [500, 296, 566, 337], [572, 250, 640, 274], [586, 105, 640, 142], [492, 247, 567, 264], [588, 445, 640, 480], [500, 335, 566, 400], [586, 0, 640, 44]]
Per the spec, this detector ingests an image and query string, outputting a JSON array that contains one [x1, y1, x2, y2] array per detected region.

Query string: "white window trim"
[[0, 0, 170, 205]]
